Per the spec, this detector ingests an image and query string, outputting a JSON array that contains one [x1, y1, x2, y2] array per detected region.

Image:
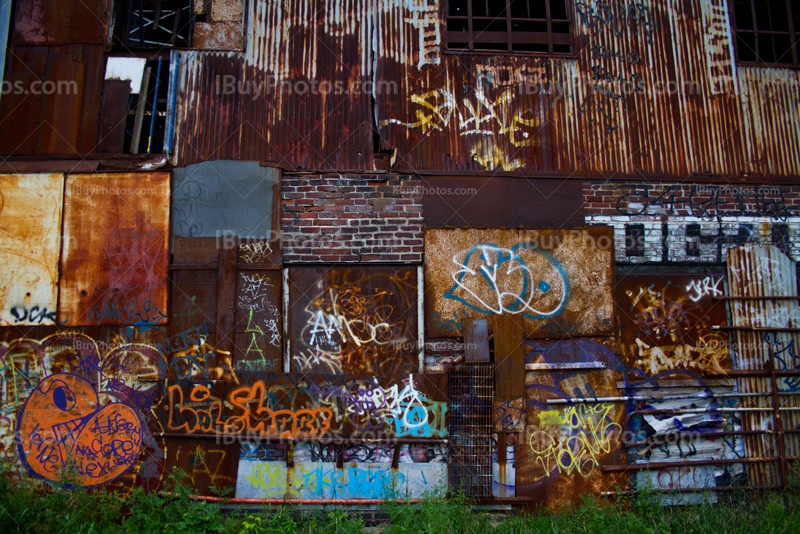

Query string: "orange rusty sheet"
[[424, 228, 615, 337], [0, 173, 64, 326], [59, 172, 170, 326]]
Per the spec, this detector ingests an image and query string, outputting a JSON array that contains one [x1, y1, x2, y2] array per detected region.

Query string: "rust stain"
[[0, 173, 63, 326], [617, 274, 730, 376], [58, 173, 170, 326], [424, 228, 615, 338]]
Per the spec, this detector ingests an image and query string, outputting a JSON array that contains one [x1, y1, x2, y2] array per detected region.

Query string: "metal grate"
[[448, 362, 494, 497]]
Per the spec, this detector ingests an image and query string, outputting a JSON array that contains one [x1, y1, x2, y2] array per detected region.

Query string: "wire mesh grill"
[[448, 362, 494, 497]]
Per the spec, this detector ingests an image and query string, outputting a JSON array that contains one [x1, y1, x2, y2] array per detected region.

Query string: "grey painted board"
[[172, 161, 278, 243]]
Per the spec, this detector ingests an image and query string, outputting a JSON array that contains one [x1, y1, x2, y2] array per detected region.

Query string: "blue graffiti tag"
[[444, 242, 571, 320]]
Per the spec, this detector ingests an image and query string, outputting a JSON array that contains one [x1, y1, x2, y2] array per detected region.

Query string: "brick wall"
[[281, 174, 424, 263], [584, 181, 800, 262]]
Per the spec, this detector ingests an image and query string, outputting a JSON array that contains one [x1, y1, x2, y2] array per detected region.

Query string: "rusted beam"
[[463, 318, 489, 362], [493, 314, 524, 401]]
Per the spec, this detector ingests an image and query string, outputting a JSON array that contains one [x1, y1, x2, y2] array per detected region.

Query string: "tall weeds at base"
[[1, 465, 800, 534]]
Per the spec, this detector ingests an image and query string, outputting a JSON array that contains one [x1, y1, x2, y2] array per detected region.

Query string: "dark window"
[[625, 224, 645, 257], [114, 0, 193, 48], [686, 224, 701, 257], [730, 1, 800, 66], [446, 0, 573, 54]]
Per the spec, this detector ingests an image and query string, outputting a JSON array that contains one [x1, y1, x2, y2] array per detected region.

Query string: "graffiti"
[[7, 304, 57, 325], [178, 445, 235, 488], [381, 87, 539, 146], [445, 243, 570, 320], [576, 2, 656, 143], [620, 276, 730, 375], [765, 334, 800, 391], [291, 268, 417, 375], [686, 277, 724, 302], [236, 460, 447, 500], [613, 183, 793, 221], [16, 373, 143, 487], [239, 241, 273, 264], [494, 399, 524, 433], [633, 336, 728, 375], [163, 373, 446, 440], [575, 2, 657, 44], [430, 311, 469, 333], [0, 331, 165, 492], [85, 299, 168, 325], [529, 404, 621, 477], [380, 83, 541, 171]]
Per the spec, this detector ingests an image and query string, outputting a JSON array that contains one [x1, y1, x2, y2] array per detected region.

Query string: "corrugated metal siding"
[[727, 244, 800, 486]]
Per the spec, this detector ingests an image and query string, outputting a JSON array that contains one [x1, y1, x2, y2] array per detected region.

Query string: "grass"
[[0, 467, 799, 534]]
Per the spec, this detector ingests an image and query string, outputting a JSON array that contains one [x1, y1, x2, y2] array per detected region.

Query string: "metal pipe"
[[625, 429, 771, 447], [714, 296, 800, 300], [165, 493, 422, 505], [631, 407, 800, 415], [600, 485, 781, 496], [155, 433, 448, 443], [602, 456, 797, 473], [712, 325, 800, 332], [545, 391, 781, 404]]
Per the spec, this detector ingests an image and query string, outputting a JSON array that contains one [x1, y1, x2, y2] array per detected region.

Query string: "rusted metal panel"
[[163, 438, 239, 496], [59, 172, 170, 326], [0, 173, 63, 325], [617, 273, 730, 377], [168, 269, 223, 381], [462, 318, 489, 362], [374, 1, 800, 178], [159, 373, 447, 440], [0, 44, 104, 156], [234, 270, 282, 375], [175, 1, 375, 170], [727, 244, 800, 487], [425, 227, 615, 338], [494, 314, 524, 400], [421, 176, 584, 228], [11, 0, 109, 45], [0, 326, 167, 494], [517, 339, 626, 509], [288, 267, 418, 375], [172, 236, 220, 266]]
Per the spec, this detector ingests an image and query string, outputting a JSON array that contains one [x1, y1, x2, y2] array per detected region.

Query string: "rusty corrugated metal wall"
[[169, 0, 800, 178]]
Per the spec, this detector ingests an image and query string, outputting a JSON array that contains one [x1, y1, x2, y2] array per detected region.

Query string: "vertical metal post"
[[770, 346, 789, 488], [147, 57, 162, 153]]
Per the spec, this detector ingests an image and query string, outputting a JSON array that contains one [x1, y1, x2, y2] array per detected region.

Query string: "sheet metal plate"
[[0, 173, 63, 325], [59, 172, 170, 325], [425, 228, 614, 338], [617, 274, 730, 377], [288, 267, 418, 375]]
